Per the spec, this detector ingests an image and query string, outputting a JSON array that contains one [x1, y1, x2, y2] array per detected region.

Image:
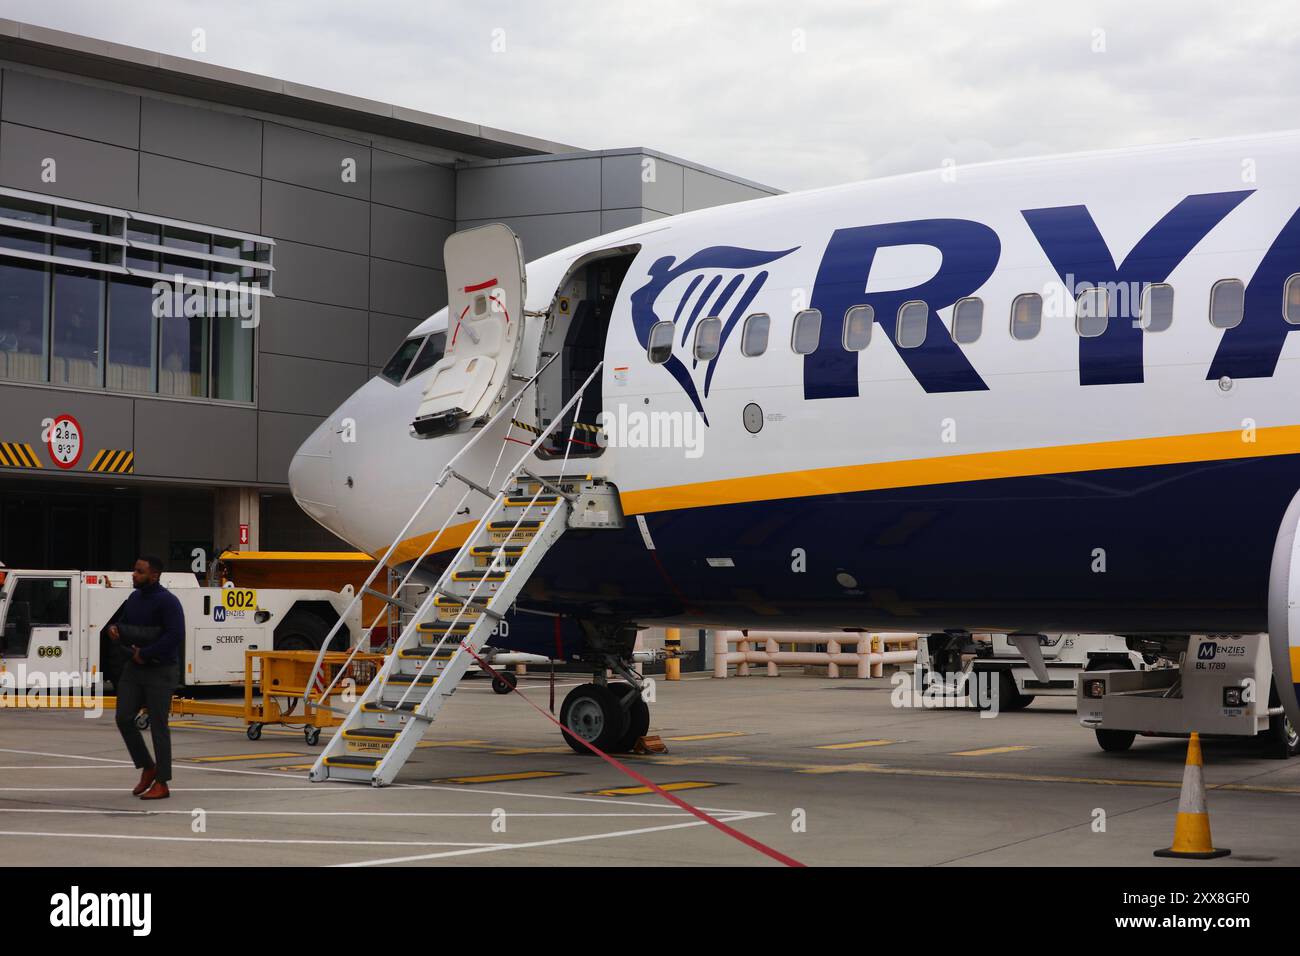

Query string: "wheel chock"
[[633, 735, 668, 755]]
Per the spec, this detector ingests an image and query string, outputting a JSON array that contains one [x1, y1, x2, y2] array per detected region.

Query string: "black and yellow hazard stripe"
[[0, 442, 41, 468], [87, 448, 134, 474], [510, 418, 602, 436]]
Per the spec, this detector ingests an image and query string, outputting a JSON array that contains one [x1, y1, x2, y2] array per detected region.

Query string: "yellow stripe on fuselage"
[[386, 424, 1300, 564]]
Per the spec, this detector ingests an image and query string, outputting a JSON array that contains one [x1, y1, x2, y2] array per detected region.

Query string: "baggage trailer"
[[1077, 633, 1299, 758], [0, 566, 362, 693]]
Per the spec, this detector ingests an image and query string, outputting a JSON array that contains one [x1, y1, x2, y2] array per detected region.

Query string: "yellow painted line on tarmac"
[[950, 745, 1034, 756], [589, 780, 718, 797], [267, 764, 316, 771], [797, 762, 885, 775], [436, 771, 572, 785], [815, 739, 896, 750], [186, 752, 305, 763], [664, 732, 747, 741]]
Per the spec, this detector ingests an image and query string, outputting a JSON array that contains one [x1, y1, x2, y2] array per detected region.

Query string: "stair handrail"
[[301, 349, 562, 707]]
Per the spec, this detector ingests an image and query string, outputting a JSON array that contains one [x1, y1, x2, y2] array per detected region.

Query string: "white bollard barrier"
[[712, 630, 919, 678]]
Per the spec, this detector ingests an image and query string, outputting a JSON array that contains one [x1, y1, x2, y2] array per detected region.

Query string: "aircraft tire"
[[560, 683, 628, 755], [608, 681, 650, 752]]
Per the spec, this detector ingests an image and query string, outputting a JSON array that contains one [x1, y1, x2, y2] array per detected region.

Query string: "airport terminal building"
[[0, 20, 776, 572]]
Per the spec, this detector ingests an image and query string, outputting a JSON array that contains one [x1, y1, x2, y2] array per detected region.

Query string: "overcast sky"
[[1, 0, 1297, 192]]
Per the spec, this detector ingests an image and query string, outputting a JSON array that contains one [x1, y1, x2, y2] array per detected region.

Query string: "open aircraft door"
[[412, 223, 526, 437]]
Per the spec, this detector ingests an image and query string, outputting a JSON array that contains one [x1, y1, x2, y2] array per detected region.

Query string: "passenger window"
[[1285, 274, 1300, 325], [1075, 287, 1109, 338], [791, 309, 822, 355], [1141, 283, 1174, 332], [741, 313, 770, 356], [842, 305, 873, 351], [952, 297, 983, 344], [1209, 279, 1245, 329], [406, 331, 446, 380], [380, 336, 425, 384], [1011, 293, 1043, 340], [647, 321, 675, 364], [896, 300, 928, 349], [694, 317, 722, 361]]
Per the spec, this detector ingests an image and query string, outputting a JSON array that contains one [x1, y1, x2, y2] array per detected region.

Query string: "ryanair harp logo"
[[629, 244, 798, 424]]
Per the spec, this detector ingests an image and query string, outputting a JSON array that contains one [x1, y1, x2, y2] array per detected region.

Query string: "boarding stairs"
[[300, 356, 607, 787]]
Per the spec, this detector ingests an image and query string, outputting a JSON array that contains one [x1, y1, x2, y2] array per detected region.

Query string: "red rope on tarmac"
[[460, 641, 804, 867]]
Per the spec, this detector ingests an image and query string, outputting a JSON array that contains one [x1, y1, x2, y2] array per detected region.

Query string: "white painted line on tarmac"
[[0, 830, 497, 848], [338, 811, 769, 867]]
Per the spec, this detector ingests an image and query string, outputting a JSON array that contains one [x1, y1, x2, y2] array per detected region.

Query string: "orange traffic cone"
[[1154, 732, 1230, 859]]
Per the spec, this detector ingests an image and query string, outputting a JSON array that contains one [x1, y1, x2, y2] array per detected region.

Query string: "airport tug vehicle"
[[1078, 634, 1298, 759], [919, 632, 1147, 710], [0, 566, 361, 691]]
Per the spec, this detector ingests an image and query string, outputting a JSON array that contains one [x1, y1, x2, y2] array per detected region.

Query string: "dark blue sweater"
[[115, 582, 185, 665]]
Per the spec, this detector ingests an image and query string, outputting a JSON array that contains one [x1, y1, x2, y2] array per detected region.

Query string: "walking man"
[[109, 556, 184, 800]]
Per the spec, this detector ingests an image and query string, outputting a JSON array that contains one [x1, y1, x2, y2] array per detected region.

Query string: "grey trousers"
[[114, 661, 178, 783]]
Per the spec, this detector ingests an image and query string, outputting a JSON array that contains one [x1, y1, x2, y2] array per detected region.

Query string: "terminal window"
[[0, 187, 273, 404]]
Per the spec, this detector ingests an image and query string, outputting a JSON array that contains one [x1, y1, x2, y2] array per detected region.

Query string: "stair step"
[[361, 701, 419, 713], [417, 621, 473, 634], [387, 673, 438, 686], [398, 647, 454, 659], [487, 519, 542, 531], [451, 569, 509, 582], [342, 728, 400, 742], [324, 754, 381, 769], [504, 495, 559, 507]]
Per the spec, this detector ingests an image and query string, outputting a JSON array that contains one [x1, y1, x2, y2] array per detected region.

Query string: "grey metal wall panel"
[[262, 122, 371, 199], [270, 239, 370, 310], [369, 312, 420, 366], [133, 399, 257, 482], [140, 96, 261, 175], [682, 169, 772, 212], [0, 383, 134, 469], [262, 179, 370, 255], [372, 148, 454, 219], [258, 296, 369, 365], [257, 410, 322, 485], [370, 203, 451, 268], [458, 211, 602, 260], [1, 68, 139, 148], [368, 258, 444, 319], [600, 208, 648, 233], [457, 157, 600, 220], [138, 152, 260, 233], [258, 352, 367, 417], [601, 153, 685, 216], [0, 122, 138, 207]]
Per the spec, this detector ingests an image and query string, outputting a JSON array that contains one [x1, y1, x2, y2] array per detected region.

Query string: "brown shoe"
[[131, 767, 157, 796], [138, 780, 169, 800]]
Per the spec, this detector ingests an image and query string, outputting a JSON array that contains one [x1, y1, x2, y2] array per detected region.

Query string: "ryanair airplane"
[[291, 130, 1300, 765]]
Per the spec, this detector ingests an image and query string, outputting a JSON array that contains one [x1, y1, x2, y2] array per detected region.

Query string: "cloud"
[[2, 0, 1298, 191]]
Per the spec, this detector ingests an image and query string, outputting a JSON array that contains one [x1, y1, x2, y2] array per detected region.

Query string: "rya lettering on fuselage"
[[631, 190, 1300, 420]]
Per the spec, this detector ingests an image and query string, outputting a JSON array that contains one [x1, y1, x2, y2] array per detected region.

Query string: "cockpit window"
[[406, 332, 446, 381], [380, 336, 425, 384]]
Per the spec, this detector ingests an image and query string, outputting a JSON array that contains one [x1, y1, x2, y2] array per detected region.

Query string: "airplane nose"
[[289, 419, 340, 529]]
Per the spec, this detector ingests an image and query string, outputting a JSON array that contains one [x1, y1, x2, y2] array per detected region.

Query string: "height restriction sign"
[[47, 414, 83, 469]]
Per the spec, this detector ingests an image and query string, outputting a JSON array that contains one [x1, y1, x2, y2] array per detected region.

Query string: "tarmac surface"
[[2, 668, 1298, 866]]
